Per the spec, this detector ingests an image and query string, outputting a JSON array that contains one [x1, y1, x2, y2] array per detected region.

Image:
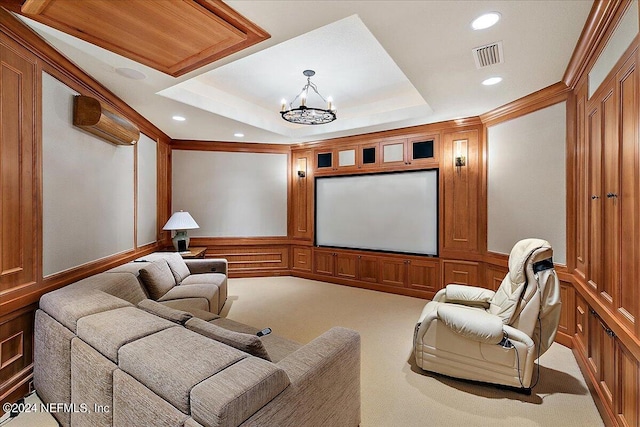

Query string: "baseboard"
[[554, 330, 573, 348], [228, 270, 292, 278]]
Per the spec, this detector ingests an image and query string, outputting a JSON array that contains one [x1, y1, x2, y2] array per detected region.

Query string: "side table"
[[177, 247, 207, 259]]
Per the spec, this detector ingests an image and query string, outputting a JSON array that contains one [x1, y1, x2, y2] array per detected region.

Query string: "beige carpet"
[[224, 276, 604, 427]]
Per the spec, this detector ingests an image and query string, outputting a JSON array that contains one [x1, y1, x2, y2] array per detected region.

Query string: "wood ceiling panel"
[[17, 0, 269, 76]]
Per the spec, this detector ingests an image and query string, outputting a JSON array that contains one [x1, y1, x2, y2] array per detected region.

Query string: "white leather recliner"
[[413, 238, 561, 392]]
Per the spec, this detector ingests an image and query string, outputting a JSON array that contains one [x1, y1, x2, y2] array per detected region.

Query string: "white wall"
[[487, 102, 567, 264], [171, 150, 288, 237], [42, 73, 136, 276]]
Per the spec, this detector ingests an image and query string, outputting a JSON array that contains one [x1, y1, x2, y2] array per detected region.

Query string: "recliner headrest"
[[508, 238, 553, 287]]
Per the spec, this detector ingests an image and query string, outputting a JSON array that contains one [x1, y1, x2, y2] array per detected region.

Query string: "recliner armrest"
[[437, 304, 503, 344], [443, 284, 495, 308], [185, 258, 228, 275]]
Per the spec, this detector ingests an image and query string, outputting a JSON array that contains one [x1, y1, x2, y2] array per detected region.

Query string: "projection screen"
[[315, 170, 438, 255]]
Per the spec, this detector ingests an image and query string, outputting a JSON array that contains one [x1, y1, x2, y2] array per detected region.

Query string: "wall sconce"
[[297, 170, 306, 178], [454, 140, 467, 170]]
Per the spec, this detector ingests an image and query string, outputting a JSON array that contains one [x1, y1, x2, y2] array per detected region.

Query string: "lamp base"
[[172, 230, 190, 252]]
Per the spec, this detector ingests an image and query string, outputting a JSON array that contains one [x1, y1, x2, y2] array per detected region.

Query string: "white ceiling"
[[18, 1, 593, 144]]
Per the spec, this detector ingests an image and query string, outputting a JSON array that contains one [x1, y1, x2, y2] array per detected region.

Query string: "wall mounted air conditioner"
[[73, 95, 140, 146]]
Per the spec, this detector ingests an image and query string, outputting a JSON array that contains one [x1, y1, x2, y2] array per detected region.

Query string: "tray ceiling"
[[8, 1, 594, 144]]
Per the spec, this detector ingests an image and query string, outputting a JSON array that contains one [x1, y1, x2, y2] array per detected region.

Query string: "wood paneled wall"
[[0, 2, 637, 425], [0, 8, 172, 409], [0, 25, 40, 410], [564, 1, 640, 425], [441, 130, 480, 257]]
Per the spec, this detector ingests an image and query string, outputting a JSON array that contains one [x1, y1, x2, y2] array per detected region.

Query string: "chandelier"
[[280, 70, 336, 125]]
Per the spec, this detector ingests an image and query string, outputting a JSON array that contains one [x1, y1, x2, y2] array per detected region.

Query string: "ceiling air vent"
[[472, 41, 504, 69]]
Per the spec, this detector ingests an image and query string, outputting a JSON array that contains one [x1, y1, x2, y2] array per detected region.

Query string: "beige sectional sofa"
[[34, 253, 361, 427]]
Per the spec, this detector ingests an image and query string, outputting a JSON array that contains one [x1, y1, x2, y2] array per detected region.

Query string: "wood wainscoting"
[[0, 9, 172, 411]]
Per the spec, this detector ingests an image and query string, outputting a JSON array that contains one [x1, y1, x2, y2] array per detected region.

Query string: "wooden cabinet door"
[[358, 256, 378, 283], [616, 341, 639, 427], [484, 265, 507, 292], [575, 83, 589, 280], [379, 258, 407, 287], [314, 149, 333, 173], [314, 250, 335, 276], [587, 309, 602, 378], [617, 55, 638, 329], [599, 320, 616, 409], [408, 134, 439, 167], [586, 307, 616, 409], [442, 260, 479, 286], [335, 253, 357, 280], [587, 102, 603, 292], [407, 259, 440, 293], [335, 145, 358, 172], [380, 138, 407, 167], [601, 88, 618, 305], [575, 294, 588, 354], [358, 142, 379, 169]]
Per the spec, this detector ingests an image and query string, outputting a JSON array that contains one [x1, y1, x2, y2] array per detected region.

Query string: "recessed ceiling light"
[[172, 115, 186, 121], [482, 77, 503, 86], [472, 12, 501, 30], [234, 133, 245, 138], [114, 67, 146, 80]]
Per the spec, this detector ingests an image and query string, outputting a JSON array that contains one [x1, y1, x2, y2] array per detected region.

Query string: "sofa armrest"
[[185, 258, 228, 275], [241, 327, 361, 426], [276, 327, 359, 384]]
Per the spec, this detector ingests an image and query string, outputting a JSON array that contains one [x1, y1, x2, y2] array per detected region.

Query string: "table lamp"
[[163, 210, 199, 252]]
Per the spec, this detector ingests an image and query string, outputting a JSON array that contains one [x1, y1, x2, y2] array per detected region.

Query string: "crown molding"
[[480, 82, 570, 127], [563, 0, 630, 90]]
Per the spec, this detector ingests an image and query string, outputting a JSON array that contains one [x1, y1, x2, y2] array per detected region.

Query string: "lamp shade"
[[162, 211, 199, 231]]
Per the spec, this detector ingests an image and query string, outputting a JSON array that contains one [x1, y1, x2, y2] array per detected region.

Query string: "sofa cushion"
[[138, 259, 176, 300], [137, 299, 193, 325], [181, 273, 226, 287], [186, 318, 271, 361], [181, 273, 228, 312], [164, 252, 192, 283], [212, 317, 302, 363], [77, 306, 175, 362], [118, 327, 247, 414], [137, 252, 191, 283], [160, 298, 210, 313], [190, 357, 290, 427], [67, 271, 148, 305], [39, 287, 132, 333], [159, 284, 219, 313]]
